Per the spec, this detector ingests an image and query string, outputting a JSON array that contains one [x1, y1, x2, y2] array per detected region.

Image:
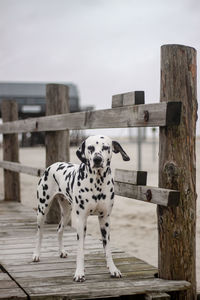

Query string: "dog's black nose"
[[93, 156, 102, 166]]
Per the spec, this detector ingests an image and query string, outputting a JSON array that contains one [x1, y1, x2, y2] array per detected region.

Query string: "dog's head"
[[76, 135, 130, 169]]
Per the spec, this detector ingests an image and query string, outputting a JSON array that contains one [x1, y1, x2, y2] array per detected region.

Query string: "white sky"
[[0, 0, 199, 136]]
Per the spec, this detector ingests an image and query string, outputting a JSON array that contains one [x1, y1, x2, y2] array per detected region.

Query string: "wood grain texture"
[[112, 91, 145, 107], [45, 84, 70, 166], [145, 292, 170, 299], [0, 272, 27, 299], [158, 44, 197, 300], [0, 201, 190, 300], [45, 84, 70, 224], [115, 182, 180, 207], [0, 102, 182, 134], [0, 161, 45, 177], [0, 288, 27, 300], [115, 169, 147, 185], [1, 100, 20, 202]]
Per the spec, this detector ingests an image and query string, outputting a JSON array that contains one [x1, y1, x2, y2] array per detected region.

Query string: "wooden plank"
[[6, 266, 156, 283], [112, 91, 145, 108], [0, 271, 16, 288], [115, 169, 147, 185], [1, 100, 20, 202], [0, 242, 103, 255], [0, 271, 27, 299], [11, 273, 153, 288], [0, 288, 27, 299], [0, 102, 182, 134], [0, 241, 102, 252], [0, 251, 119, 262], [24, 278, 190, 299], [115, 182, 180, 206], [1, 256, 143, 268], [145, 292, 170, 299], [0, 237, 99, 249], [0, 280, 21, 289], [0, 272, 12, 280], [0, 252, 133, 264], [0, 161, 44, 177], [2, 257, 143, 272], [9, 271, 157, 291], [0, 243, 103, 256], [9, 263, 156, 279], [4, 259, 152, 273], [0, 232, 78, 244]]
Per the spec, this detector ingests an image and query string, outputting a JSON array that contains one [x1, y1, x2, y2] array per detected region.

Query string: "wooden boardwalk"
[[0, 201, 190, 300]]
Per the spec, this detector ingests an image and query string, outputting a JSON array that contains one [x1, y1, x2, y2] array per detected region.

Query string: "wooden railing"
[[0, 101, 181, 133], [0, 160, 180, 207], [0, 44, 198, 299]]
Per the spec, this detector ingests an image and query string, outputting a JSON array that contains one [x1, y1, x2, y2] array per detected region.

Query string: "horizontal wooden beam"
[[0, 161, 45, 177], [112, 91, 145, 108], [145, 292, 170, 300], [0, 161, 180, 207], [115, 169, 147, 185], [114, 181, 180, 207], [0, 101, 182, 134]]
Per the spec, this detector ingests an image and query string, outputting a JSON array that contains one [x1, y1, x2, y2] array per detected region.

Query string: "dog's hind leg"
[[57, 197, 72, 258], [32, 207, 46, 262], [32, 192, 54, 262]]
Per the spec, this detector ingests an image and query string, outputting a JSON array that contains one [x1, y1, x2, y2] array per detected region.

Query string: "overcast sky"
[[0, 0, 199, 135]]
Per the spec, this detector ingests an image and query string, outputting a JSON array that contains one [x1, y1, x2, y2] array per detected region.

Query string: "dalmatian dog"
[[33, 135, 130, 282]]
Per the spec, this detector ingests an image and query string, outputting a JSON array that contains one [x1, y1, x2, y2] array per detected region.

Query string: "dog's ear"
[[76, 140, 87, 164], [112, 141, 130, 161]]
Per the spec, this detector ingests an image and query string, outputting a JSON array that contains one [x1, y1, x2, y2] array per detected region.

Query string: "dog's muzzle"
[[93, 155, 103, 168]]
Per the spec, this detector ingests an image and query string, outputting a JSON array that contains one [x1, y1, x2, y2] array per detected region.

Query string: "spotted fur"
[[33, 135, 130, 282]]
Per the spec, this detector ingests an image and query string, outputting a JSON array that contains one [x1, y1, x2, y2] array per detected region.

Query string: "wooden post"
[[45, 84, 70, 224], [158, 45, 197, 299], [1, 100, 20, 202]]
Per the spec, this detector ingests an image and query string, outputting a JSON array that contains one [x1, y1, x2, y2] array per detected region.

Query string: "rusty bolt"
[[173, 230, 179, 239], [144, 110, 149, 122], [145, 189, 152, 201]]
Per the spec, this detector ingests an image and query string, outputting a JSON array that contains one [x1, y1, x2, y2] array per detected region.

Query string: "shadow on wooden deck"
[[0, 201, 190, 300]]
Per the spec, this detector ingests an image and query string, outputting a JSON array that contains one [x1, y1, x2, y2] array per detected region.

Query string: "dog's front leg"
[[99, 216, 122, 278], [73, 216, 87, 282]]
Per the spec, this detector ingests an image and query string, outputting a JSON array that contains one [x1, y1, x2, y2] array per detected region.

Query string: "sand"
[[0, 138, 199, 290]]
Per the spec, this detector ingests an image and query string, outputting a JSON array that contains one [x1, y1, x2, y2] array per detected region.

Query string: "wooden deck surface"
[[0, 201, 190, 299]]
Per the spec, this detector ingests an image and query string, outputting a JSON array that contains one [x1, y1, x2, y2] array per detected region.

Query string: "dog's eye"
[[88, 146, 95, 153], [102, 145, 109, 151]]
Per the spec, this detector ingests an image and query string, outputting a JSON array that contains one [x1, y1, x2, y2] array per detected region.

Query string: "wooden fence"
[[0, 44, 198, 299]]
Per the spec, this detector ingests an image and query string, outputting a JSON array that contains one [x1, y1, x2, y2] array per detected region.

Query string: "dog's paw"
[[73, 270, 85, 282], [109, 266, 122, 278], [32, 254, 40, 262], [59, 250, 68, 258]]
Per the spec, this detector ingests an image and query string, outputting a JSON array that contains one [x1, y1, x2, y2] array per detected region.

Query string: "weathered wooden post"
[[1, 100, 20, 202], [45, 84, 70, 224], [158, 44, 197, 299]]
